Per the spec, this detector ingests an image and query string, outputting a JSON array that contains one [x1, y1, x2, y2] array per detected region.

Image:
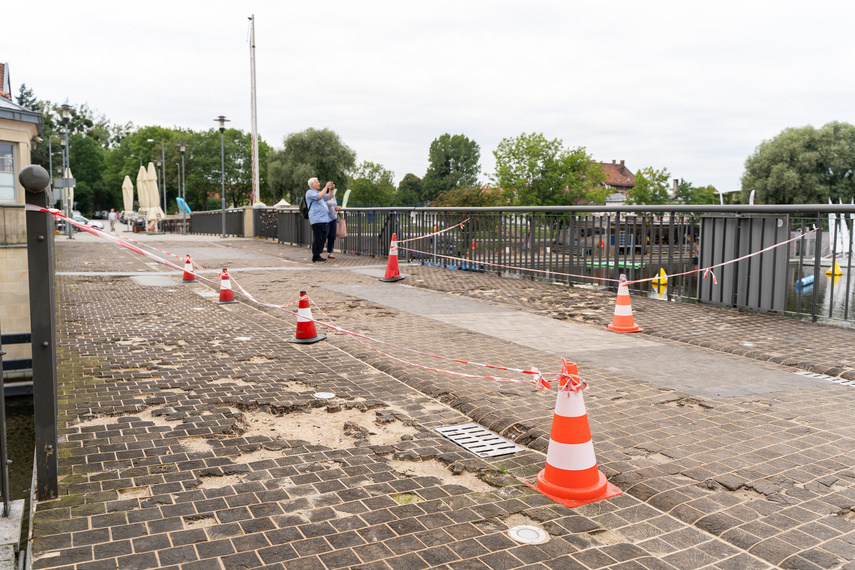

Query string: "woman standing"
[[325, 189, 341, 258]]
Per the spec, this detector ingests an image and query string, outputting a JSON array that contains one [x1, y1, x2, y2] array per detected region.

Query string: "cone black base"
[[379, 275, 405, 282], [288, 334, 327, 344]]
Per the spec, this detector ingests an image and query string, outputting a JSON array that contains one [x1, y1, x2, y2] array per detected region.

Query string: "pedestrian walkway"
[[29, 230, 855, 569]]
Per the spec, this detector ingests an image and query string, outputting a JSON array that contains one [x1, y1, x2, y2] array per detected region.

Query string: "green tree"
[[673, 179, 719, 205], [396, 173, 423, 206], [492, 132, 605, 206], [267, 128, 356, 205], [741, 122, 855, 204], [67, 134, 106, 215], [433, 185, 508, 207], [422, 134, 481, 202], [348, 161, 395, 206], [626, 167, 672, 205]]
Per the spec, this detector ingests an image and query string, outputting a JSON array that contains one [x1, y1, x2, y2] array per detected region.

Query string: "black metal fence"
[[182, 209, 244, 236], [193, 204, 855, 327]]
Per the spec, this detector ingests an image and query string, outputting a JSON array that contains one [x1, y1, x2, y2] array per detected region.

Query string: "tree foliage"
[[397, 173, 423, 206], [267, 128, 356, 205], [492, 133, 605, 206], [348, 161, 395, 206], [422, 134, 481, 203], [741, 122, 855, 204], [625, 167, 672, 205], [673, 179, 719, 205], [433, 185, 508, 207]]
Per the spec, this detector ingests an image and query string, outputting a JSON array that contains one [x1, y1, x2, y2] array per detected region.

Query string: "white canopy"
[[121, 175, 134, 216]]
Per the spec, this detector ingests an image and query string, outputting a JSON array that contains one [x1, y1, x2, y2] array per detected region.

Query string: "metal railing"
[[203, 204, 855, 327]]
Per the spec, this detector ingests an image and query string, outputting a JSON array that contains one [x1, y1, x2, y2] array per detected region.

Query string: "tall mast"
[[249, 15, 260, 204]]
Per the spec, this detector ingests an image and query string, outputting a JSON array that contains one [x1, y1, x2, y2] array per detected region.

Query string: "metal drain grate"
[[435, 423, 522, 458], [795, 370, 855, 386]]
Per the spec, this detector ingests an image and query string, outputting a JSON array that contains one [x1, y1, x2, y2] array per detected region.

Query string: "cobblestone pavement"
[[29, 232, 855, 569]]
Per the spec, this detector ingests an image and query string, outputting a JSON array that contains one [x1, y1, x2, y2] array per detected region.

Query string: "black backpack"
[[299, 197, 309, 219]]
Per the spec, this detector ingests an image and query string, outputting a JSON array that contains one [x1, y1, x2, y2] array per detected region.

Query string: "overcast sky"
[[6, 1, 855, 192]]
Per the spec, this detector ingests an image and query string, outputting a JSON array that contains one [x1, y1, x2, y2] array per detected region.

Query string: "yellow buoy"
[[826, 262, 842, 277], [651, 268, 668, 286]]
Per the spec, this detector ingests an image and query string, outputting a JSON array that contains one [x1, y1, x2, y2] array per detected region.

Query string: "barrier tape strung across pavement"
[[28, 206, 221, 288], [306, 297, 555, 388], [31, 206, 558, 388], [624, 226, 819, 287], [105, 230, 207, 270], [399, 226, 820, 289]]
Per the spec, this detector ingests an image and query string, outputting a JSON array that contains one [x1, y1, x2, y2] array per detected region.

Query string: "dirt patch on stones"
[[387, 458, 496, 494], [238, 406, 419, 447]]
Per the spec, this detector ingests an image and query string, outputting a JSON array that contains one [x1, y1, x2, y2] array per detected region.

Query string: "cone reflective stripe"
[[288, 291, 326, 344], [607, 274, 642, 333], [531, 360, 621, 508], [380, 232, 405, 282], [218, 268, 236, 304], [182, 255, 195, 282]]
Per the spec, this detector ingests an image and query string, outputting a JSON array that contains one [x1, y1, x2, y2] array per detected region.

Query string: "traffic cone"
[[182, 255, 195, 283], [288, 291, 326, 344], [607, 274, 642, 333], [380, 233, 405, 282], [531, 359, 621, 508], [218, 268, 236, 304], [826, 262, 842, 277]]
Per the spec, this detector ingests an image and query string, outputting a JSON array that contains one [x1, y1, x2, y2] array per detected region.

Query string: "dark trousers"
[[311, 223, 327, 260], [325, 219, 337, 253]]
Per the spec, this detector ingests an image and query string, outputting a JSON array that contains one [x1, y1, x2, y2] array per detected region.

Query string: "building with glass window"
[[0, 63, 43, 370]]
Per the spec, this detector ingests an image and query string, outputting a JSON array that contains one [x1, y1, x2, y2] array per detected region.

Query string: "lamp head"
[[60, 104, 72, 124], [179, 141, 187, 154], [214, 116, 230, 132]]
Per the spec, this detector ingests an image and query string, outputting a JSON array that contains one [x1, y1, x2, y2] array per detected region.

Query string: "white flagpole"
[[249, 14, 261, 204]]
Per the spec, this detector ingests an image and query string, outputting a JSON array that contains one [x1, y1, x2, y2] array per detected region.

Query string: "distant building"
[[0, 62, 42, 372], [599, 160, 635, 204]]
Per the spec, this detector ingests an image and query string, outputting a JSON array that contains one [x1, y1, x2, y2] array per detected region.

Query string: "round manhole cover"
[[313, 392, 336, 399], [508, 525, 548, 544]]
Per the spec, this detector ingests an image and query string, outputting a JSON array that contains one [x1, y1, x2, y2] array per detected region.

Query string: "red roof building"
[[600, 160, 635, 193]]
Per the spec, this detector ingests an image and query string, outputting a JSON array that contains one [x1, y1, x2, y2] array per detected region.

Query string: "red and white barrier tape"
[[624, 227, 819, 287], [399, 226, 821, 289], [308, 298, 556, 386], [31, 205, 554, 387], [396, 218, 470, 244], [106, 231, 206, 270]]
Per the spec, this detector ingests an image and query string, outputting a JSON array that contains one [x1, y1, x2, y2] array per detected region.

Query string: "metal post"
[[221, 129, 225, 237], [20, 164, 59, 501], [0, 333, 9, 516], [214, 116, 229, 237], [180, 142, 187, 235]]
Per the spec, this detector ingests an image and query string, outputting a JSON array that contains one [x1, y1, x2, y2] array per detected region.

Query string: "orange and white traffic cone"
[[288, 291, 326, 344], [607, 274, 642, 333], [531, 359, 621, 508], [380, 232, 405, 282], [182, 255, 195, 283], [218, 268, 236, 304]]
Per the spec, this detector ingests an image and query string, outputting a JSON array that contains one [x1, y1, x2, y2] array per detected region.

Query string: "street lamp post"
[[214, 116, 230, 238], [146, 139, 166, 213], [60, 104, 72, 240], [179, 142, 187, 235], [130, 154, 142, 169]]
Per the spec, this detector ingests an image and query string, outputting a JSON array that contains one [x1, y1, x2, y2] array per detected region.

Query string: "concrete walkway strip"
[[325, 283, 827, 398]]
